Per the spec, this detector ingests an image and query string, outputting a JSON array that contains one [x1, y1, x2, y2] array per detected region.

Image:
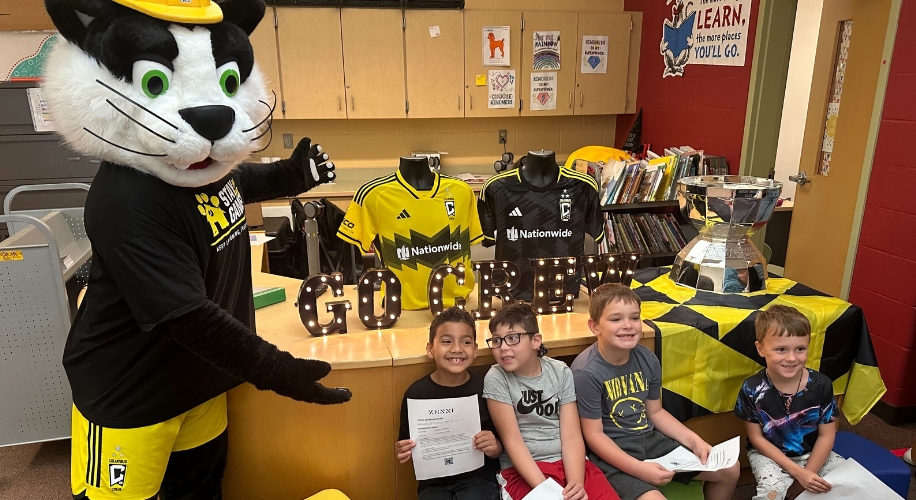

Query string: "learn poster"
[[482, 26, 510, 66], [488, 70, 516, 109], [532, 31, 560, 70], [580, 36, 608, 74], [529, 72, 557, 111]]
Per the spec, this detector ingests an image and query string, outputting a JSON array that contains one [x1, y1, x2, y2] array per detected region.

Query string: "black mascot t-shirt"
[[65, 162, 254, 428]]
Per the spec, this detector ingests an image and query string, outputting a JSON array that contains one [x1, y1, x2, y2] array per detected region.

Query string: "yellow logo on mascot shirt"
[[196, 178, 247, 251], [111, 0, 223, 24]]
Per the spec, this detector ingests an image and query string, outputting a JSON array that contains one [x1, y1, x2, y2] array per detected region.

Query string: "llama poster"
[[482, 26, 510, 66]]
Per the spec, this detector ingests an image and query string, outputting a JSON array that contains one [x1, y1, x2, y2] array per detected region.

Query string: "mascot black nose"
[[179, 105, 235, 141]]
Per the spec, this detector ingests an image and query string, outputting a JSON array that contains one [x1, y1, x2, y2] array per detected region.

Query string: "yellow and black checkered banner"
[[631, 267, 886, 425]]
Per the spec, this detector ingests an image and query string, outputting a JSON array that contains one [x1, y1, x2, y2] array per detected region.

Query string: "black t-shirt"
[[64, 162, 252, 428], [398, 372, 501, 490], [734, 368, 837, 457], [478, 168, 604, 301]]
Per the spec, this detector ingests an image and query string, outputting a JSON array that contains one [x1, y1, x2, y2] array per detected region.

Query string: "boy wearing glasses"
[[395, 307, 503, 500], [483, 304, 619, 500], [571, 284, 739, 500]]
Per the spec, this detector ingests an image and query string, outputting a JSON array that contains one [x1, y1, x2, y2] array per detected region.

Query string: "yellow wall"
[[259, 116, 618, 169]]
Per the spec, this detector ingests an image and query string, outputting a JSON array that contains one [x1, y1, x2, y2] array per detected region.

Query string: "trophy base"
[[669, 235, 768, 293]]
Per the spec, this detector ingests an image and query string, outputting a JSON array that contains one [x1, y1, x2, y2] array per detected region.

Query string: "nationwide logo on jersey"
[[197, 178, 247, 251], [505, 226, 572, 241], [444, 198, 456, 220], [379, 226, 472, 271], [509, 207, 523, 217], [560, 190, 571, 221]]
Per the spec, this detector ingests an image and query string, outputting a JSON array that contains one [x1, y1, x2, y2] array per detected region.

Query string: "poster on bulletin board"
[[482, 26, 510, 66], [529, 72, 557, 111], [488, 70, 516, 109]]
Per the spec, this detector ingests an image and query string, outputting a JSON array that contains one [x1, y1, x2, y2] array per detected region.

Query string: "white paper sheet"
[[529, 72, 557, 111], [407, 395, 483, 481], [644, 436, 739, 472], [522, 478, 564, 500], [27, 87, 55, 132], [249, 233, 275, 245], [488, 70, 516, 109], [580, 35, 608, 74], [796, 458, 904, 500], [482, 26, 510, 66]]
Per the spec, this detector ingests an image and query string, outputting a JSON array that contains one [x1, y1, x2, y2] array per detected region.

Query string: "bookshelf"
[[600, 200, 698, 268]]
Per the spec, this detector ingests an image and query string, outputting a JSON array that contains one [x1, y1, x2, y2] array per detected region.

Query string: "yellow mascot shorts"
[[71, 393, 226, 499]]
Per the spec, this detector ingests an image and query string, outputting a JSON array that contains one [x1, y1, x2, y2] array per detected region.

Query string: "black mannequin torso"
[[399, 156, 435, 191], [519, 150, 559, 189]]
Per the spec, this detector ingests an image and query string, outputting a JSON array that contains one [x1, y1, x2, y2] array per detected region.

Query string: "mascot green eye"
[[132, 60, 173, 99], [217, 62, 241, 98]]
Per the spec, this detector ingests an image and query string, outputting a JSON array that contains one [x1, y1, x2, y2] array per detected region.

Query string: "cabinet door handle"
[[579, 92, 584, 107], [469, 94, 473, 110], [337, 94, 341, 111], [458, 94, 461, 109], [350, 94, 355, 110], [568, 92, 573, 108]]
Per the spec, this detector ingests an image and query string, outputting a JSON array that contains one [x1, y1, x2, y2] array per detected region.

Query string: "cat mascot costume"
[[41, 0, 351, 498]]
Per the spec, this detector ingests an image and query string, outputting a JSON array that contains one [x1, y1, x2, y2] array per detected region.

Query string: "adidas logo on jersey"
[[509, 207, 523, 217], [396, 209, 411, 219]]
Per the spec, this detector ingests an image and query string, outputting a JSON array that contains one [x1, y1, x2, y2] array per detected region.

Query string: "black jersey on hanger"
[[479, 168, 604, 301]]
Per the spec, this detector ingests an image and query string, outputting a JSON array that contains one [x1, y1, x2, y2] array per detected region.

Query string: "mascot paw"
[[291, 137, 336, 190], [301, 383, 353, 405], [270, 357, 351, 405]]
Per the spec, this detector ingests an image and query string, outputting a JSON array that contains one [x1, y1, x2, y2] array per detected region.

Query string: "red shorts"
[[496, 460, 620, 500]]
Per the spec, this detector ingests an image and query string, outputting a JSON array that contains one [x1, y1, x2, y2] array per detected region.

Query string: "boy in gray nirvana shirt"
[[572, 284, 739, 500]]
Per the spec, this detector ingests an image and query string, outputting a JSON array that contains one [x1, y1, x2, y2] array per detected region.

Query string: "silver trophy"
[[669, 176, 782, 292]]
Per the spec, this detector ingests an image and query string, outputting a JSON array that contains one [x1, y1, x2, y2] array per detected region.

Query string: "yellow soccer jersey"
[[337, 171, 483, 310]]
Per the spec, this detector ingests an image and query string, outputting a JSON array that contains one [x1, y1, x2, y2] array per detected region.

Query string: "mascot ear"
[[217, 0, 266, 36], [45, 0, 111, 44]]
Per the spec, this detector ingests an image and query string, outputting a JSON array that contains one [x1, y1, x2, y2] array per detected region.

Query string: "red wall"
[[616, 0, 760, 173], [848, 1, 916, 408]]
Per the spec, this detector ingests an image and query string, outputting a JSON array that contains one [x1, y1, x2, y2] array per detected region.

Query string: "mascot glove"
[[267, 354, 352, 405], [291, 137, 336, 191]]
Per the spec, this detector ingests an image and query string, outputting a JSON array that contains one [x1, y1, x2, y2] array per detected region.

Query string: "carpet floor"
[[2, 413, 914, 499]]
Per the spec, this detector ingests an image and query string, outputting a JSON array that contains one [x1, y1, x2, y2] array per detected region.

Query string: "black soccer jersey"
[[479, 168, 604, 301]]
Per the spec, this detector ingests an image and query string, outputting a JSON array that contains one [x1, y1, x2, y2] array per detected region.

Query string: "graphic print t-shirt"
[[483, 356, 577, 470], [398, 373, 500, 489], [337, 171, 483, 309], [734, 368, 837, 457], [64, 162, 252, 428], [571, 343, 661, 439], [478, 168, 604, 301]]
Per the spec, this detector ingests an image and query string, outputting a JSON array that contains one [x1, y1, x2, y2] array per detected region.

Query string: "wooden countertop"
[[253, 272, 655, 370]]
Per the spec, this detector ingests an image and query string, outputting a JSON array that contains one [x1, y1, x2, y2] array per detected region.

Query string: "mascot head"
[[43, 0, 271, 187]]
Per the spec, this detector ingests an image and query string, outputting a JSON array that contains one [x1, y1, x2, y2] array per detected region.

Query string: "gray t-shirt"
[[571, 343, 661, 439], [483, 356, 577, 470]]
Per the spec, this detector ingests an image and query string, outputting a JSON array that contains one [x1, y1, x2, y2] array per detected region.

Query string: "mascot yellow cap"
[[111, 0, 223, 24]]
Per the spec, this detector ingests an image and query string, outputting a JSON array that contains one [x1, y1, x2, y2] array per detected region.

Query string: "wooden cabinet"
[[463, 10, 522, 118], [520, 11, 578, 117], [276, 7, 347, 119], [405, 10, 465, 118], [248, 7, 282, 111], [341, 8, 407, 119], [574, 13, 632, 115]]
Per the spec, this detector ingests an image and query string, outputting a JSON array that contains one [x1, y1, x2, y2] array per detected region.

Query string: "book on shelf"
[[600, 147, 705, 205], [598, 212, 689, 255]]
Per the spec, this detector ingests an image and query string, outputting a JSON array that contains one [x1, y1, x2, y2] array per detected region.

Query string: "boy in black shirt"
[[396, 308, 502, 499]]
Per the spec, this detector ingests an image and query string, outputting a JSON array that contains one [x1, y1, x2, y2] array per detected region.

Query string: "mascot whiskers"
[[41, 0, 350, 498]]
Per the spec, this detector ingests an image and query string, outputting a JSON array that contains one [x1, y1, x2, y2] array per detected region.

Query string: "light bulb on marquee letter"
[[530, 257, 577, 315], [298, 273, 351, 337], [471, 260, 520, 319], [580, 253, 642, 294], [428, 263, 468, 317], [357, 268, 402, 329]]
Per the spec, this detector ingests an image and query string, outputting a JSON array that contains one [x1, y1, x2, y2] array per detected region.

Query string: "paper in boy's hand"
[[407, 395, 483, 480], [796, 458, 903, 500], [644, 436, 739, 472], [522, 478, 564, 500]]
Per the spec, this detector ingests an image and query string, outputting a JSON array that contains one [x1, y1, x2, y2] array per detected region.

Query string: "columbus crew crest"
[[444, 197, 456, 220], [559, 190, 571, 221]]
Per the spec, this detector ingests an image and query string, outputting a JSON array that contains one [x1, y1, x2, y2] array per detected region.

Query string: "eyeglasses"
[[486, 332, 537, 348]]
